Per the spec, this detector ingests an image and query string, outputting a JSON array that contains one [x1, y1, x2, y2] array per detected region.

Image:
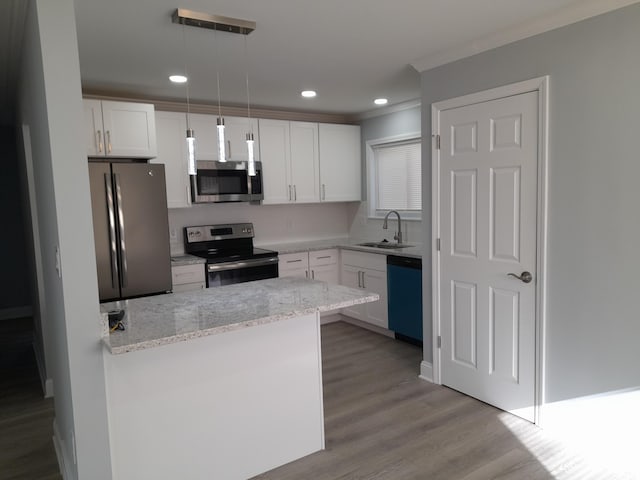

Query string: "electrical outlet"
[[170, 228, 177, 239]]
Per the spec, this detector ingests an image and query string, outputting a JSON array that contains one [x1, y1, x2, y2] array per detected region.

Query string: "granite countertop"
[[170, 254, 206, 266], [258, 238, 423, 259], [100, 277, 379, 355]]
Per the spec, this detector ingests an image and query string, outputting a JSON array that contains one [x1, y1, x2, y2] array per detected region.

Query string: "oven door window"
[[207, 262, 278, 287], [197, 170, 249, 196]]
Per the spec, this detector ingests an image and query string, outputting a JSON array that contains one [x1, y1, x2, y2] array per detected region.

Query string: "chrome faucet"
[[383, 210, 403, 244]]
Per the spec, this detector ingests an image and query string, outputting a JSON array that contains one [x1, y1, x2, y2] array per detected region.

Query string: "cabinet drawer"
[[341, 250, 386, 272], [171, 264, 205, 286], [279, 252, 308, 267], [309, 249, 338, 267]]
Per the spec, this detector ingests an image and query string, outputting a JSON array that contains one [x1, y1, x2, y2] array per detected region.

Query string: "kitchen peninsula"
[[100, 277, 378, 480]]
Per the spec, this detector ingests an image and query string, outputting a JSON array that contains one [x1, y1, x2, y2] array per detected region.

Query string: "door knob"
[[508, 271, 533, 283]]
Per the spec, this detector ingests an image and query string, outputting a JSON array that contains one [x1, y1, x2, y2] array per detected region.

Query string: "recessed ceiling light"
[[301, 90, 317, 98], [169, 75, 188, 84], [374, 98, 388, 105]]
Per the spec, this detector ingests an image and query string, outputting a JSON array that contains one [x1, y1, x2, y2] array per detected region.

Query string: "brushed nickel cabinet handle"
[[96, 130, 103, 153], [106, 130, 112, 154]]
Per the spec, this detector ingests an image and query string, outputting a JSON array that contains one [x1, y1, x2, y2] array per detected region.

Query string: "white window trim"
[[366, 132, 422, 221]]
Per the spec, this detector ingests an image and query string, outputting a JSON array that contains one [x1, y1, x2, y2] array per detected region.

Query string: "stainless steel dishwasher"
[[387, 255, 423, 345]]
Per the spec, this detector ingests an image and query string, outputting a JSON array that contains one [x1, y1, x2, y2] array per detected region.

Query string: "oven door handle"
[[207, 256, 279, 272]]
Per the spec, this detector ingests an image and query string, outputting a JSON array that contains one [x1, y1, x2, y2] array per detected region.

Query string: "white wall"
[[420, 2, 640, 430], [17, 0, 112, 478], [169, 202, 351, 253], [348, 106, 422, 244]]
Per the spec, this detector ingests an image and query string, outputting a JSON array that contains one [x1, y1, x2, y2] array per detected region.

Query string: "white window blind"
[[373, 140, 421, 212]]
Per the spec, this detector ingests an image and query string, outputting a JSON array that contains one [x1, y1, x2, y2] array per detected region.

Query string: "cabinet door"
[[310, 264, 339, 284], [152, 111, 191, 208], [361, 268, 388, 329], [319, 123, 361, 202], [224, 116, 260, 162], [290, 122, 320, 203], [100, 101, 157, 158], [259, 119, 291, 204], [340, 265, 364, 320], [84, 99, 105, 157], [190, 113, 219, 160]]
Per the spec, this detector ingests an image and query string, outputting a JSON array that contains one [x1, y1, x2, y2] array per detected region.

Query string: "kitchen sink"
[[356, 242, 414, 249]]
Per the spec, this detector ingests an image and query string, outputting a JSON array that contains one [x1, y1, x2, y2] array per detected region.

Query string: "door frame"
[[430, 76, 549, 425]]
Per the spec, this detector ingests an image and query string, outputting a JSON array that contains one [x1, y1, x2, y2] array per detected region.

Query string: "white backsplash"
[[168, 202, 352, 254], [346, 201, 423, 246]]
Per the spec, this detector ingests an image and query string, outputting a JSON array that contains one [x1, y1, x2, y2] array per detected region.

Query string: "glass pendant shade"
[[246, 132, 256, 176], [186, 129, 196, 175], [217, 117, 226, 162]]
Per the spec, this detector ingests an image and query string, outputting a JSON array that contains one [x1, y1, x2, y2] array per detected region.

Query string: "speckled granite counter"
[[170, 254, 206, 266], [101, 277, 378, 354], [257, 237, 423, 259]]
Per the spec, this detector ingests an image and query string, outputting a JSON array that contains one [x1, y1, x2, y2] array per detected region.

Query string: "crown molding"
[[355, 99, 421, 121], [411, 0, 640, 73]]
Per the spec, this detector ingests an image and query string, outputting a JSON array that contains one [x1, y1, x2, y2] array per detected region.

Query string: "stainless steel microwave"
[[190, 160, 263, 203]]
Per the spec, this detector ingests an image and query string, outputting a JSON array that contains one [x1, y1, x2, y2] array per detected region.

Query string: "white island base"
[[103, 312, 324, 480]]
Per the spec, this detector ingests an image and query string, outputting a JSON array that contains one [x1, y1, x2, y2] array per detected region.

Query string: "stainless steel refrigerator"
[[89, 162, 172, 302]]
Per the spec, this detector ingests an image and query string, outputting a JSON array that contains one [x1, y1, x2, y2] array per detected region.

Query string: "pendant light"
[[182, 25, 196, 175], [214, 25, 226, 162], [172, 9, 256, 166], [244, 35, 256, 176]]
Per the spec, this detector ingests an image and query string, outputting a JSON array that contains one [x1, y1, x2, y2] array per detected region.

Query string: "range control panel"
[[184, 223, 254, 243]]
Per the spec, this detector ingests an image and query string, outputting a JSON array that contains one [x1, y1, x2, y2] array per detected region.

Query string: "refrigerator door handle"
[[114, 174, 129, 288], [105, 173, 120, 289]]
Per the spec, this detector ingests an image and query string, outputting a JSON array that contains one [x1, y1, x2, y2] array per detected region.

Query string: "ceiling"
[[1, 0, 636, 122]]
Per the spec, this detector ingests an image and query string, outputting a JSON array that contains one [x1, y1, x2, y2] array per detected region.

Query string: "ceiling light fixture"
[[169, 74, 188, 84], [374, 98, 388, 105], [301, 90, 317, 98], [172, 9, 256, 164]]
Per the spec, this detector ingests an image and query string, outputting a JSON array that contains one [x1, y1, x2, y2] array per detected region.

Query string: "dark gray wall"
[[420, 4, 640, 405], [0, 126, 31, 311]]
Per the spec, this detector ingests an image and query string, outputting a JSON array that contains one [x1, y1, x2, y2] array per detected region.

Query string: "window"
[[367, 136, 422, 220]]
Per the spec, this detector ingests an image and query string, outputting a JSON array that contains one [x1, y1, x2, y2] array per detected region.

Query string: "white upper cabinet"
[[189, 114, 259, 162], [259, 119, 320, 204], [259, 119, 291, 204], [84, 99, 157, 158], [318, 123, 361, 202], [151, 111, 191, 209]]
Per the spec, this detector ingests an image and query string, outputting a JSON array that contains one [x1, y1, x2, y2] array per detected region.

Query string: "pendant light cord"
[[214, 26, 223, 119], [244, 35, 252, 134], [182, 24, 191, 130]]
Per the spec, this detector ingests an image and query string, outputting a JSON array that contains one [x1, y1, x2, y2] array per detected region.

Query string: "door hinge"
[[436, 238, 441, 251], [437, 336, 442, 348], [436, 134, 441, 150]]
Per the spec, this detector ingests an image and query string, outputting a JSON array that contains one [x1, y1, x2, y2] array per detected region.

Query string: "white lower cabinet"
[[279, 249, 339, 283], [340, 250, 388, 329], [171, 264, 205, 293]]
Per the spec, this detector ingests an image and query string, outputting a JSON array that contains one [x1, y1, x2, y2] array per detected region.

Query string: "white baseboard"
[[320, 313, 342, 325], [53, 419, 73, 480], [32, 343, 54, 398], [340, 315, 395, 338], [419, 361, 434, 383], [0, 305, 33, 321]]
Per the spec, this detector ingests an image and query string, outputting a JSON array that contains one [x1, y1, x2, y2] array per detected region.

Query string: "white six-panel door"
[[438, 91, 538, 422]]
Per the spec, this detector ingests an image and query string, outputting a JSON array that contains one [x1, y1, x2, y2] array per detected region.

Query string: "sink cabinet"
[[340, 250, 388, 328]]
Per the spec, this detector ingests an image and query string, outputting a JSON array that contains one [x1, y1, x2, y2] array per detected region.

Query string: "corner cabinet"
[[84, 100, 157, 158], [150, 111, 191, 209], [259, 119, 320, 204], [319, 123, 361, 202], [340, 250, 387, 328]]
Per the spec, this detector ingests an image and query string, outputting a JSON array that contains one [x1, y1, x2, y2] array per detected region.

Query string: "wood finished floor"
[[0, 318, 631, 479], [254, 321, 626, 480], [0, 318, 61, 480]]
